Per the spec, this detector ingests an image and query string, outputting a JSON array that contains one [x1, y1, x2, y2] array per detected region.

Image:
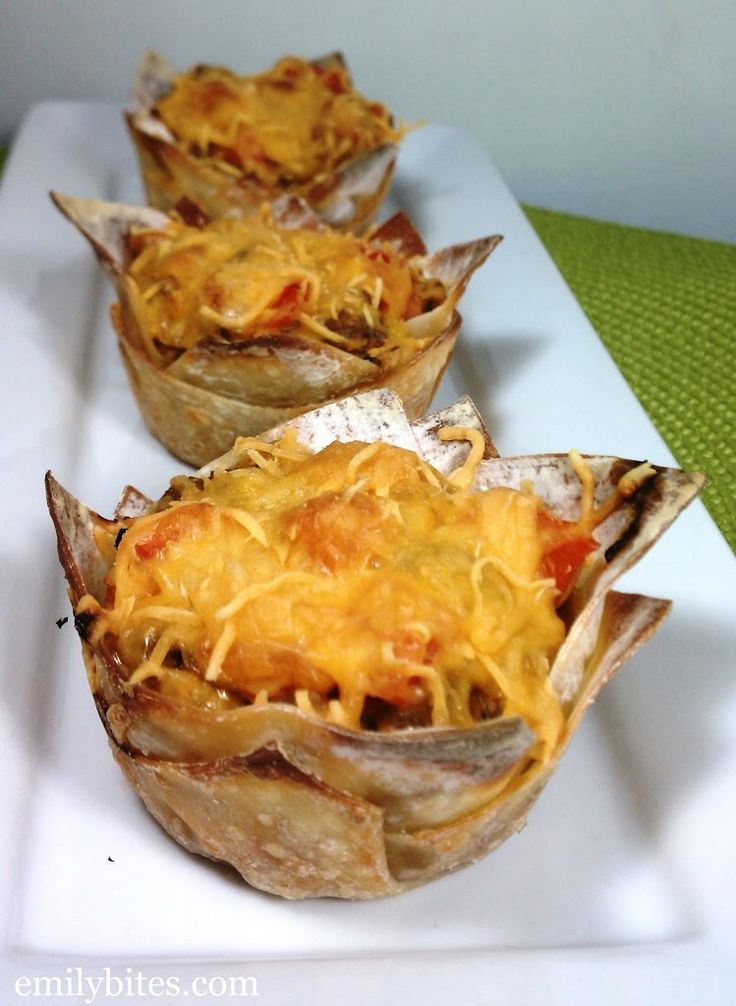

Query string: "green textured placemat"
[[524, 206, 735, 552]]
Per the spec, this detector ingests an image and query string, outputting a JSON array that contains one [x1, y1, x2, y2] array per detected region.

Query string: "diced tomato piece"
[[362, 248, 414, 319], [135, 532, 175, 561], [366, 249, 391, 263], [271, 283, 301, 310], [541, 536, 598, 600], [285, 491, 386, 573], [261, 282, 303, 331], [133, 506, 207, 561], [323, 69, 347, 95]]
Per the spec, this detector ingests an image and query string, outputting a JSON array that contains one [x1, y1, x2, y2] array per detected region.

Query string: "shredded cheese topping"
[[152, 56, 409, 194], [125, 208, 446, 361], [79, 431, 654, 757]]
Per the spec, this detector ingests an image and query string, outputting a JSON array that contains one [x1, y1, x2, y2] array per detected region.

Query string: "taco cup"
[[51, 191, 499, 466], [127, 50, 408, 231], [46, 390, 704, 898]]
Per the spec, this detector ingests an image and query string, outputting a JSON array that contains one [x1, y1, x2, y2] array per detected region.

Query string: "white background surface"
[[2, 0, 735, 242], [0, 102, 734, 1005]]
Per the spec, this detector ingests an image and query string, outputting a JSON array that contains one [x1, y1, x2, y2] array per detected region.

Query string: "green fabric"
[[524, 206, 735, 552]]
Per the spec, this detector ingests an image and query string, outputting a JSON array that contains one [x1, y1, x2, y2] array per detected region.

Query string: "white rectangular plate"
[[1, 102, 734, 1005]]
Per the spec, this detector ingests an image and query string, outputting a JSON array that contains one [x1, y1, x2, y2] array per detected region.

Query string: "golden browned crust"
[[45, 391, 705, 898], [111, 743, 401, 899]]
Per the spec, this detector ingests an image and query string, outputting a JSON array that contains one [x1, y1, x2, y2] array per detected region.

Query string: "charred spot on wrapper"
[[74, 609, 95, 641]]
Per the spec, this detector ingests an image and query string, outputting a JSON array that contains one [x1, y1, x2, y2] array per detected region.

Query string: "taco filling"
[[122, 207, 447, 367], [150, 56, 408, 192], [76, 429, 654, 757]]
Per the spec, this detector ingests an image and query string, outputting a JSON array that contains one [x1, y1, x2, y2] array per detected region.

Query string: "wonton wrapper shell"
[[51, 193, 499, 467], [46, 391, 704, 898], [127, 50, 399, 232]]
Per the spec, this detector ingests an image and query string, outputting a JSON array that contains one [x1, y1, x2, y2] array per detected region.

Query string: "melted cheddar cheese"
[[125, 208, 446, 360], [152, 56, 407, 192], [78, 432, 657, 754]]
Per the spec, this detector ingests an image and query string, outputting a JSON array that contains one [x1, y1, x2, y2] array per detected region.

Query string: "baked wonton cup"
[[51, 191, 499, 467], [46, 390, 704, 899], [127, 50, 405, 231]]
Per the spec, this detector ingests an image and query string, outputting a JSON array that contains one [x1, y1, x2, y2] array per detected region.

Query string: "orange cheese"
[[82, 433, 656, 746], [80, 430, 627, 758], [152, 56, 407, 191], [125, 209, 446, 360]]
